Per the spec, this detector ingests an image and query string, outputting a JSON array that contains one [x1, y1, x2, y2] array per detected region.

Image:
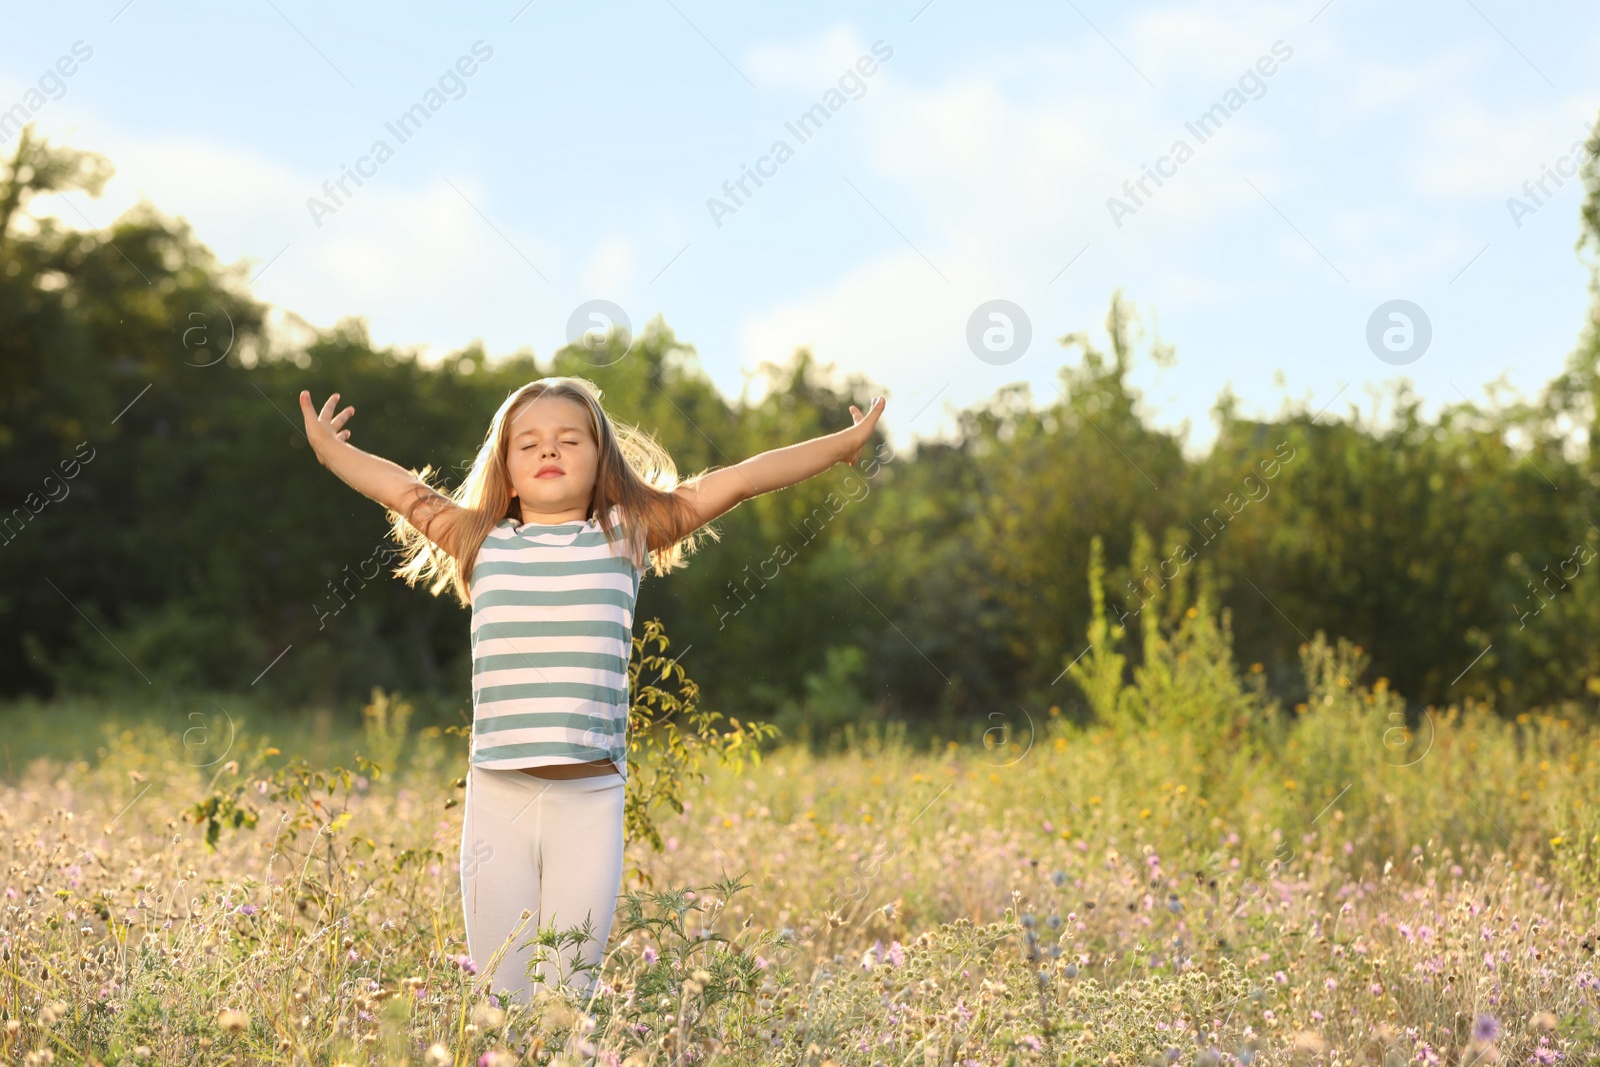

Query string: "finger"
[[320, 392, 340, 420]]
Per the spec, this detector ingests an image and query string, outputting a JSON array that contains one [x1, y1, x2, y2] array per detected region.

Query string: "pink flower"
[[1531, 1042, 1562, 1065], [451, 954, 477, 975], [643, 946, 658, 964], [1371, 983, 1384, 996]]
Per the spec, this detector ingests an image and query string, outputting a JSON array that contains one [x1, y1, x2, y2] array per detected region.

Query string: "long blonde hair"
[[388, 376, 716, 607]]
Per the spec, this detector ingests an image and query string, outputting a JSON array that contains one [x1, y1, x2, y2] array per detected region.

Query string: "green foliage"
[[625, 619, 778, 877], [8, 121, 1600, 735], [754, 643, 880, 751]]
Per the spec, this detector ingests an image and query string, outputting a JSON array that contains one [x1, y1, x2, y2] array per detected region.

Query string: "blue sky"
[[6, 1, 1600, 455]]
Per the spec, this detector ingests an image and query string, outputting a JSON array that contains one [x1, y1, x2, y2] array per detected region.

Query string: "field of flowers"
[[1, 607, 1597, 1066]]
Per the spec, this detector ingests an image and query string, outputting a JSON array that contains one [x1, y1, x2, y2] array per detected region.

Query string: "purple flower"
[[451, 954, 477, 975], [885, 941, 906, 967], [237, 904, 258, 917], [1472, 1014, 1500, 1042], [1531, 1044, 1562, 1065], [643, 946, 658, 964]]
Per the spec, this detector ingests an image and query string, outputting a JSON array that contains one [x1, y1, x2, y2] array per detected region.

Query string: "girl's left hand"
[[842, 396, 887, 466]]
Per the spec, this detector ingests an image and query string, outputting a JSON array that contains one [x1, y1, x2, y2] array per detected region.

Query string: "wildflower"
[[450, 954, 477, 975], [1052, 869, 1066, 886], [885, 941, 905, 967], [1167, 893, 1182, 913], [1530, 1045, 1561, 1065], [237, 904, 258, 917], [1065, 963, 1079, 978], [1273, 971, 1288, 985], [1370, 983, 1383, 996], [642, 946, 658, 964], [1326, 978, 1337, 991], [1414, 1041, 1440, 1064], [1473, 1015, 1501, 1042]]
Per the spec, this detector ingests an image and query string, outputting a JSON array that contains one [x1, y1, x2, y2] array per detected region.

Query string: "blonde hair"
[[388, 375, 716, 607]]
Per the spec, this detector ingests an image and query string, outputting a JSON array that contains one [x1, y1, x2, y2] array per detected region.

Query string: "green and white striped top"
[[467, 503, 642, 779]]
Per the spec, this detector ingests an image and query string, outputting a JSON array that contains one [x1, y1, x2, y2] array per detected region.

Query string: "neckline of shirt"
[[507, 515, 597, 534]]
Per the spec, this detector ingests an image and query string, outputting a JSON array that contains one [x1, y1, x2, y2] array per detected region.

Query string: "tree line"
[[4, 123, 1600, 742]]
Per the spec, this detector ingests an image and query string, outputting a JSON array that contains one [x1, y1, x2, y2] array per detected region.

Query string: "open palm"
[[843, 396, 887, 466]]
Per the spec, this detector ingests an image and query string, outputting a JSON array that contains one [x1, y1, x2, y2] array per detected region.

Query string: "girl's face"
[[504, 394, 600, 520]]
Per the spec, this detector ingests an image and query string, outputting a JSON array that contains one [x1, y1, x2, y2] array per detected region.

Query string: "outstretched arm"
[[298, 389, 464, 554], [657, 396, 886, 548]]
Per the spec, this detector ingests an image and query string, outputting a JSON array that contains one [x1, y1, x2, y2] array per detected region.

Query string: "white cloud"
[[744, 24, 874, 91], [580, 236, 638, 298]]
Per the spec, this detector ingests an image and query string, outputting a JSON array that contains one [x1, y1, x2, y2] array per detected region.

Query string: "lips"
[[536, 466, 563, 478]]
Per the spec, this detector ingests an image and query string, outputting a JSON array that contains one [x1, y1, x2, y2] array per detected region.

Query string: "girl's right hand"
[[299, 390, 356, 465]]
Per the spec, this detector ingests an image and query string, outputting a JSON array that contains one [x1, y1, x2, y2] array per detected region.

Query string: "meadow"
[[1, 602, 1597, 1067]]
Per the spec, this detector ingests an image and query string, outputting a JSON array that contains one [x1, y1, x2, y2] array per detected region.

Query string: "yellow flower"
[[1283, 780, 1298, 791]]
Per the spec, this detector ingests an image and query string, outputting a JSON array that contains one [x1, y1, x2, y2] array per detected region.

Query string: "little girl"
[[298, 375, 885, 1006]]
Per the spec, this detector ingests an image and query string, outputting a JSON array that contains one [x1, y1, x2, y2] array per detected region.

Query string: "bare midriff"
[[517, 758, 620, 780]]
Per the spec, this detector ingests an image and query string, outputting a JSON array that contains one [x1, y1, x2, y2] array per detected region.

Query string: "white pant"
[[459, 764, 626, 1003]]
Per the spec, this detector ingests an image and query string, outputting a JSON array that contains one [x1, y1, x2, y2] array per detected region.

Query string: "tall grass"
[[1, 584, 1596, 1065]]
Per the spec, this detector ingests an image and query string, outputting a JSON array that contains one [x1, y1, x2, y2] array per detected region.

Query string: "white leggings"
[[459, 764, 626, 1004]]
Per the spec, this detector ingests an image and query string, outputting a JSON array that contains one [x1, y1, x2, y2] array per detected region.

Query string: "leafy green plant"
[[625, 618, 778, 876]]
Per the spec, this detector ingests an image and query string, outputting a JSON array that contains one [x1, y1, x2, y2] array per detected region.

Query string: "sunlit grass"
[[2, 612, 1597, 1064]]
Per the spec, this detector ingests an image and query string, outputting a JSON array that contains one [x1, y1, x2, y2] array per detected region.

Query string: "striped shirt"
[[467, 502, 642, 779]]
